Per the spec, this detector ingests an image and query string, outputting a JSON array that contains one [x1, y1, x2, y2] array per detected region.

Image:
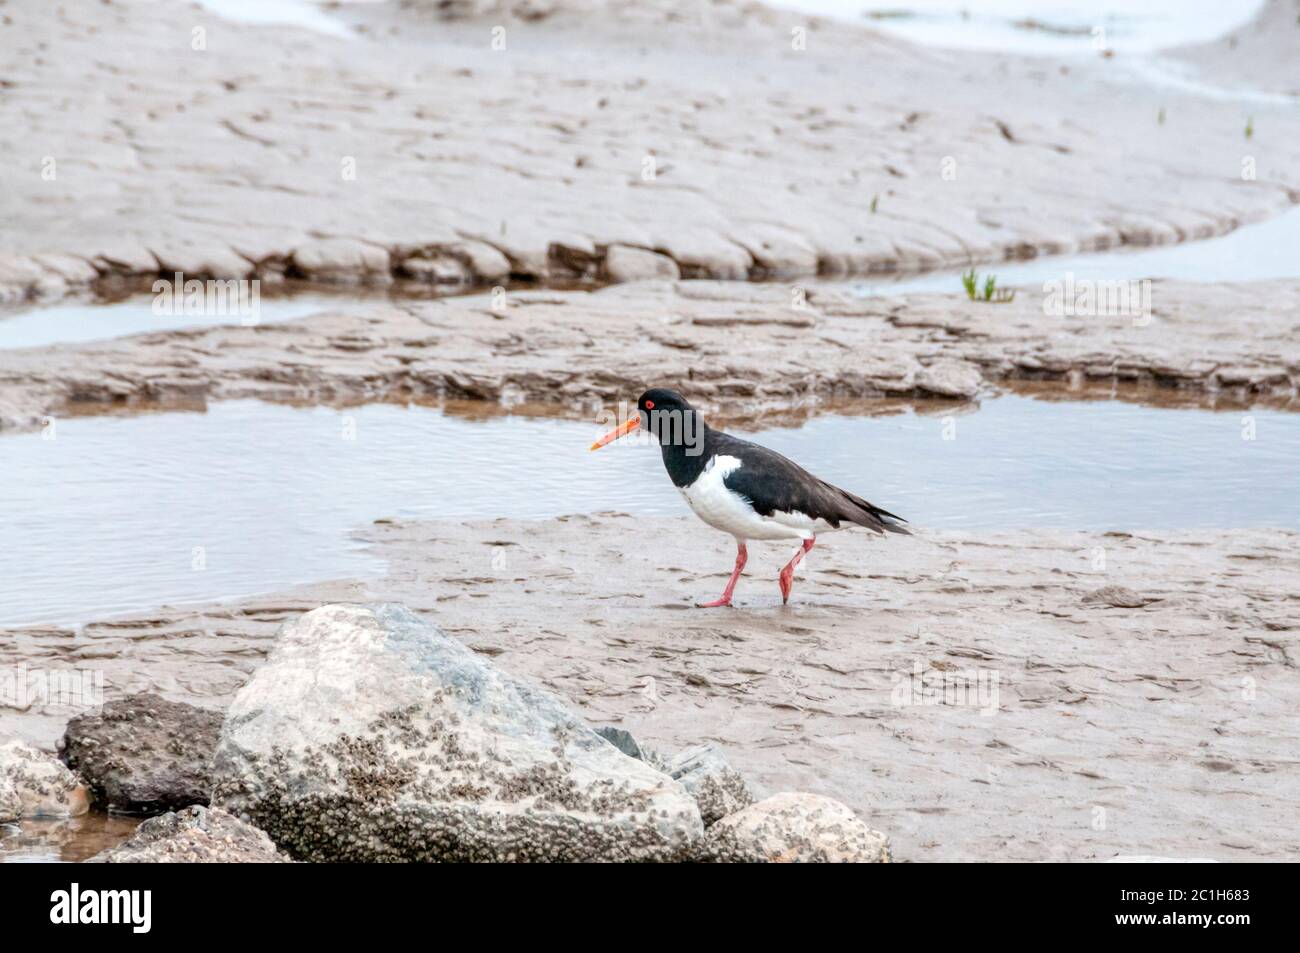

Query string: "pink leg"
[[778, 538, 816, 604], [697, 541, 748, 608]]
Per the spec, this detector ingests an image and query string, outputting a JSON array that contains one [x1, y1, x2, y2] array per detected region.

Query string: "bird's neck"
[[657, 416, 714, 488]]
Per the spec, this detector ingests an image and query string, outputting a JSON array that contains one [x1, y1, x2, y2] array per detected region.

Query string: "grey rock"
[[86, 806, 290, 863], [211, 603, 703, 861], [697, 792, 890, 863], [666, 743, 755, 826], [0, 739, 90, 819], [61, 693, 223, 814]]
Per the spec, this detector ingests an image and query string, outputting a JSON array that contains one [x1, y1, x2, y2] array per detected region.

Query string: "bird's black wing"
[[711, 431, 910, 535]]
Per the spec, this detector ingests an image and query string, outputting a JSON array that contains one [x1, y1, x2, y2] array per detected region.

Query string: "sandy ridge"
[[0, 278, 1297, 431]]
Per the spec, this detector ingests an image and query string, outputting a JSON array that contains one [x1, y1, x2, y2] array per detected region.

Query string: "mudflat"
[[4, 514, 1297, 861], [2, 0, 1298, 300], [3, 0, 1299, 863]]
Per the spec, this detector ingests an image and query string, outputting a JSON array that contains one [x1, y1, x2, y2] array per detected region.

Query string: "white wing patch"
[[679, 454, 821, 541]]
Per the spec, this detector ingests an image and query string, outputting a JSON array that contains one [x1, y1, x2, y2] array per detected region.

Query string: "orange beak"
[[589, 414, 640, 450]]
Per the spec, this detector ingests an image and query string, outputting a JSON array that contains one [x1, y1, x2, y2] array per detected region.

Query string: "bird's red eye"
[[645, 400, 655, 409]]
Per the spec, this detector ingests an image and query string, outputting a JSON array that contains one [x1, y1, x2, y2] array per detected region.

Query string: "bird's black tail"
[[875, 510, 911, 535], [832, 483, 911, 535]]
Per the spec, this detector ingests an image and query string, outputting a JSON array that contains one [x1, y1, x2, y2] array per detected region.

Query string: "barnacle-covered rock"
[[87, 806, 289, 863], [595, 726, 652, 763], [594, 730, 754, 826], [211, 603, 703, 861], [666, 743, 755, 826], [61, 694, 222, 814], [0, 776, 18, 823], [0, 739, 90, 819], [698, 792, 889, 863]]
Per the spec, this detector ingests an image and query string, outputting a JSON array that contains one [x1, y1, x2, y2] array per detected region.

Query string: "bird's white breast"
[[679, 455, 817, 541]]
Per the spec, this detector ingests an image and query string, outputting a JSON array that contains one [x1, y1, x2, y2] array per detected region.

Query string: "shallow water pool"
[[0, 814, 140, 863], [1, 395, 1296, 627]]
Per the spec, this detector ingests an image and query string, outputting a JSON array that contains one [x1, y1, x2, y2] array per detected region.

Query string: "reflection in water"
[[193, 0, 353, 38], [1116, 55, 1298, 106], [0, 813, 140, 864], [0, 295, 357, 351], [193, 0, 1267, 56], [0, 280, 573, 351], [2, 396, 1297, 627], [853, 204, 1300, 297], [775, 0, 1264, 55]]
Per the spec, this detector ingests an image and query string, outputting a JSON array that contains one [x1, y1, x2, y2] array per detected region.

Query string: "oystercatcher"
[[590, 387, 909, 607]]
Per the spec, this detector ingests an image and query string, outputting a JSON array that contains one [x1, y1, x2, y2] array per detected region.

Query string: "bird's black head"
[[635, 387, 704, 448], [589, 386, 707, 453], [636, 387, 693, 417]]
